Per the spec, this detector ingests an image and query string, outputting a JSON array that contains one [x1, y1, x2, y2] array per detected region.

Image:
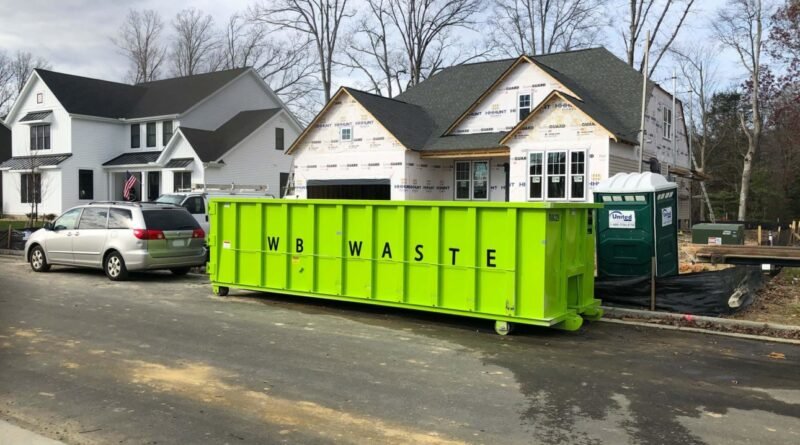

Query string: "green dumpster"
[[594, 172, 679, 278], [207, 199, 603, 333], [691, 223, 745, 245]]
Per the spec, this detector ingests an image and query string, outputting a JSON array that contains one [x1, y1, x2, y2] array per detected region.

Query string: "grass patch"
[[0, 219, 44, 230]]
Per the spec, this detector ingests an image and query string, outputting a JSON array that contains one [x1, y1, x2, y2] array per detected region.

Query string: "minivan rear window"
[[142, 209, 199, 230]]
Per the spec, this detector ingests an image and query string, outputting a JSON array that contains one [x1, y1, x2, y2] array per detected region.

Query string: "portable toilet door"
[[593, 172, 679, 278]]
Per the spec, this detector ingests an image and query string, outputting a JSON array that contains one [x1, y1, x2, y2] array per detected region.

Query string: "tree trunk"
[[737, 143, 754, 221]]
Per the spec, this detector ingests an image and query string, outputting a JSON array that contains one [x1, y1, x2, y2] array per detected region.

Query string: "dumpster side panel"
[[476, 207, 514, 316], [374, 206, 404, 302], [288, 203, 314, 292], [544, 209, 566, 319], [515, 209, 547, 320], [343, 205, 373, 298], [315, 204, 342, 295], [439, 207, 476, 312], [406, 206, 438, 307], [264, 203, 288, 290]]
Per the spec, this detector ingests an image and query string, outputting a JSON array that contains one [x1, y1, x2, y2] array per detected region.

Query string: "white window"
[[546, 151, 567, 199], [528, 152, 543, 200], [340, 127, 352, 141], [663, 108, 672, 139], [570, 150, 586, 200], [518, 94, 532, 121], [454, 160, 490, 200]]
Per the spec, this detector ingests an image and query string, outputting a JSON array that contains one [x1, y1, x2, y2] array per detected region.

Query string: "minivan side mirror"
[[43, 222, 54, 231]]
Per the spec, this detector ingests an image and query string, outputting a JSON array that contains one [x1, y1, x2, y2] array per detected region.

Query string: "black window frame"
[[173, 171, 192, 192], [78, 169, 94, 200], [275, 127, 285, 150], [146, 122, 156, 147], [131, 124, 141, 148], [20, 173, 42, 204], [29, 124, 50, 150], [279, 172, 289, 197], [518, 93, 532, 121], [162, 120, 173, 145]]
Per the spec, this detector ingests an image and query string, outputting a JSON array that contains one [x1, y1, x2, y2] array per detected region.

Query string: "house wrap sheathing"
[[289, 47, 692, 226]]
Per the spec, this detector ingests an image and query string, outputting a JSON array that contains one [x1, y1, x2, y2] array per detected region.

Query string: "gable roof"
[[295, 47, 654, 153], [179, 108, 282, 162], [33, 67, 249, 119], [344, 88, 435, 150]]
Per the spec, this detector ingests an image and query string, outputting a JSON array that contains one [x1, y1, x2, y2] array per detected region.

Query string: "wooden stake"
[[650, 256, 657, 311], [6, 225, 11, 249], [757, 225, 762, 246]]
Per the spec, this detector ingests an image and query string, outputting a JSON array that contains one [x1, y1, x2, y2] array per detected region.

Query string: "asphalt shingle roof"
[[34, 68, 249, 119], [365, 47, 651, 151], [0, 153, 71, 170], [180, 108, 281, 162]]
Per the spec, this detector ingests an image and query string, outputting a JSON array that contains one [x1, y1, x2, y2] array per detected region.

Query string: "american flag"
[[123, 171, 138, 200]]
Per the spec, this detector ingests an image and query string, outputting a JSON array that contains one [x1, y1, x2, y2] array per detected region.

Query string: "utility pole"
[[638, 30, 650, 173]]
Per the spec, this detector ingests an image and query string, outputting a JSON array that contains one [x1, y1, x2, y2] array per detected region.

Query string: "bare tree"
[[0, 50, 51, 115], [220, 13, 320, 121], [673, 44, 720, 221], [171, 8, 219, 76], [385, 0, 488, 87], [489, 0, 606, 57], [113, 9, 168, 83], [252, 0, 354, 102], [714, 0, 769, 221], [621, 0, 695, 75], [340, 0, 408, 96]]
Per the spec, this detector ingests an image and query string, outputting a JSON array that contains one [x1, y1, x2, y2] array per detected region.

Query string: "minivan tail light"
[[133, 229, 165, 240], [192, 228, 205, 238]]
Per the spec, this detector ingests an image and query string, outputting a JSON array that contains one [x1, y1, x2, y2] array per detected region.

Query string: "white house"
[[287, 47, 694, 226], [1, 67, 302, 216]]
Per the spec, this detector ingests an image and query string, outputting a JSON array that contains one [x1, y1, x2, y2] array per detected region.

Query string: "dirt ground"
[[678, 230, 800, 326], [728, 267, 800, 326]]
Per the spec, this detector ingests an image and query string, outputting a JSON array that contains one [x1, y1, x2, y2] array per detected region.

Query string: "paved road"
[[0, 256, 798, 444]]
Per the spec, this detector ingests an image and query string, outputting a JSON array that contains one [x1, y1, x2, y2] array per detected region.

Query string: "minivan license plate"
[[172, 239, 186, 247]]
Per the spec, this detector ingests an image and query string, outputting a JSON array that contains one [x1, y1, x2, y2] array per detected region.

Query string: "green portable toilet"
[[594, 172, 679, 278]]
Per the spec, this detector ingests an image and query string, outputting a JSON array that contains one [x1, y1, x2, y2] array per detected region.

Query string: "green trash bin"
[[207, 199, 603, 332], [594, 172, 679, 278]]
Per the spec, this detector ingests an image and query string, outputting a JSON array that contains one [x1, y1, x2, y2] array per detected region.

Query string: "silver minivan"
[[24, 202, 206, 280]]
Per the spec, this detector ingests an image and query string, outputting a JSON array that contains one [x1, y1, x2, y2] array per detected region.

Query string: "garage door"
[[307, 179, 391, 200]]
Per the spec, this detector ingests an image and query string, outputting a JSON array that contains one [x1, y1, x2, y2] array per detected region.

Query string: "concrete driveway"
[[0, 256, 798, 444]]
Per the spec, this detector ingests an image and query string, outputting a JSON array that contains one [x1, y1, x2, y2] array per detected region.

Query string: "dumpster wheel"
[[494, 321, 515, 336], [213, 286, 229, 297]]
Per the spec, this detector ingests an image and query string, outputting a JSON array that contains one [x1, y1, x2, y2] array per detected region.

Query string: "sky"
[[0, 0, 743, 97]]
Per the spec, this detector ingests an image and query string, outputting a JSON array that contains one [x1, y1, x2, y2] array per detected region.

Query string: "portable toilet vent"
[[593, 172, 679, 278]]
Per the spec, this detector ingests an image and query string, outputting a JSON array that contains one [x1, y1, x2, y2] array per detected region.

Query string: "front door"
[[73, 207, 109, 267], [45, 208, 82, 264], [147, 171, 161, 201]]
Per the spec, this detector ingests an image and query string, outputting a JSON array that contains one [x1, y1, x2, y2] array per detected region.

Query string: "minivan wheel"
[[170, 267, 191, 276], [29, 246, 51, 272], [105, 252, 129, 281]]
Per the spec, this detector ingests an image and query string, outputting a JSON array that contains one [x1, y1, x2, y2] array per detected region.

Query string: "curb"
[[600, 305, 800, 344], [0, 249, 22, 257]]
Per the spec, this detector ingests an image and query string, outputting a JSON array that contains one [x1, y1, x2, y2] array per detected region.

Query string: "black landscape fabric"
[[595, 266, 766, 316]]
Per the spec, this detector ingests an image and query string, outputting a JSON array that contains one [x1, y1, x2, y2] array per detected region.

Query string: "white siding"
[[180, 72, 280, 130], [2, 170, 62, 216], [451, 60, 579, 135], [66, 118, 127, 208], [8, 76, 71, 157], [506, 95, 610, 202], [204, 113, 295, 195]]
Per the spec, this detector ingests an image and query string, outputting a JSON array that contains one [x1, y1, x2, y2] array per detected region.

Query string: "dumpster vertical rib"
[[431, 206, 440, 307], [399, 205, 406, 303], [283, 202, 290, 289], [309, 203, 316, 293], [367, 204, 375, 299], [508, 207, 518, 317], [469, 206, 477, 312], [258, 201, 265, 287], [337, 204, 344, 296]]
